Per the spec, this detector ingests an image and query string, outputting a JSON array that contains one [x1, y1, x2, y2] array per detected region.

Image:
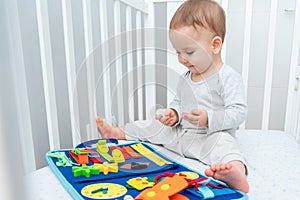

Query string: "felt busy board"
[[46, 139, 247, 200]]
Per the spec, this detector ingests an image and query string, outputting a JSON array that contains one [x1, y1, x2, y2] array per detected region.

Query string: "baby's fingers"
[[191, 109, 201, 115], [164, 116, 172, 124], [182, 112, 198, 121], [156, 114, 167, 124], [155, 114, 163, 121]]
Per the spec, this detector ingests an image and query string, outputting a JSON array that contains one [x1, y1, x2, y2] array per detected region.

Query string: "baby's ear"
[[211, 36, 223, 54]]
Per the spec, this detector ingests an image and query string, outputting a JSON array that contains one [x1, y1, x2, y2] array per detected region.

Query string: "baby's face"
[[169, 25, 215, 76]]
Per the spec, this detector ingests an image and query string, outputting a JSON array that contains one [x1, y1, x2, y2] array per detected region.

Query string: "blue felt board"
[[46, 140, 248, 200]]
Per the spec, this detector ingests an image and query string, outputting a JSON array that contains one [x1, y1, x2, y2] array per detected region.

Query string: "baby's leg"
[[96, 117, 126, 140], [96, 116, 176, 145], [204, 160, 249, 193], [124, 118, 177, 145], [182, 131, 249, 193]]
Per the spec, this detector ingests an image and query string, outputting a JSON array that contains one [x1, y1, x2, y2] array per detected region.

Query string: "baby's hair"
[[170, 0, 226, 41]]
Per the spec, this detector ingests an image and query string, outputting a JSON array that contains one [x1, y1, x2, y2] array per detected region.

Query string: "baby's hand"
[[156, 108, 178, 126], [182, 109, 208, 127]]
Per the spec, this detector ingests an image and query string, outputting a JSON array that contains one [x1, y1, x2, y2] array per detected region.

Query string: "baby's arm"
[[207, 71, 247, 133], [181, 69, 246, 133]]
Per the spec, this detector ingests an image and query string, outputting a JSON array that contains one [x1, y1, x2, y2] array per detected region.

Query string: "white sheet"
[[24, 129, 300, 199], [237, 130, 300, 199]]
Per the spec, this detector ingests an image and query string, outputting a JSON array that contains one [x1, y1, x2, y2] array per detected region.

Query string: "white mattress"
[[24, 129, 300, 199], [237, 130, 300, 199]]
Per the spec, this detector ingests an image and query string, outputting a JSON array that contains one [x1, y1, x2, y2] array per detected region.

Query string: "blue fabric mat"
[[46, 140, 247, 200]]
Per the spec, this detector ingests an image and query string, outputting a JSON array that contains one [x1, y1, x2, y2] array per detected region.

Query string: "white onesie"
[[124, 65, 247, 165]]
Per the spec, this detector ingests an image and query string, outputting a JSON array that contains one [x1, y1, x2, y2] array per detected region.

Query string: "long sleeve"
[[167, 65, 247, 133], [207, 69, 247, 134]]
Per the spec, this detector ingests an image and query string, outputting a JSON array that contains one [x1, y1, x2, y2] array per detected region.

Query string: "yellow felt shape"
[[96, 140, 114, 162], [81, 183, 127, 199], [131, 143, 172, 166], [127, 177, 155, 190], [112, 149, 125, 163], [94, 162, 118, 175]]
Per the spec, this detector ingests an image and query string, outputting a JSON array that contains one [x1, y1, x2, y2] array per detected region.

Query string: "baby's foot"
[[95, 116, 126, 140], [204, 162, 249, 193]]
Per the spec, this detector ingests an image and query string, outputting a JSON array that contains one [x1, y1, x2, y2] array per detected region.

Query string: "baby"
[[96, 0, 249, 193]]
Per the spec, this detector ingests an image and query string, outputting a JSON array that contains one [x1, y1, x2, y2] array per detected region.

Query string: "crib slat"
[[91, 0, 106, 132], [144, 2, 156, 120], [62, 0, 81, 147], [141, 15, 147, 120], [261, 0, 278, 130], [240, 0, 253, 130], [131, 8, 139, 121], [241, 0, 253, 98], [120, 2, 130, 124], [99, 0, 113, 126], [166, 2, 175, 107], [154, 2, 167, 108], [126, 6, 135, 122], [136, 11, 144, 120], [70, 0, 91, 142], [47, 0, 73, 149], [36, 0, 61, 150], [83, 0, 98, 140], [114, 0, 125, 125]]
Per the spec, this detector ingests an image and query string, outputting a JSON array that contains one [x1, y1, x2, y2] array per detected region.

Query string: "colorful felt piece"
[[81, 183, 127, 199], [47, 152, 73, 167], [110, 146, 131, 160], [121, 162, 150, 170], [85, 148, 103, 163], [96, 140, 115, 162], [126, 177, 155, 190], [94, 162, 118, 175], [112, 149, 125, 163], [69, 149, 89, 164], [72, 164, 100, 178], [131, 143, 172, 166], [135, 174, 188, 200], [122, 146, 143, 159]]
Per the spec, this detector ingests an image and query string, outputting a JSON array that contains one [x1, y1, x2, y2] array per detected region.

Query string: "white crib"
[[2, 0, 300, 199], [2, 0, 300, 195]]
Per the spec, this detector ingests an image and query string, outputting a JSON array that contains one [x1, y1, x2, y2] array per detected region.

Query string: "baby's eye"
[[186, 51, 194, 55], [176, 51, 181, 55]]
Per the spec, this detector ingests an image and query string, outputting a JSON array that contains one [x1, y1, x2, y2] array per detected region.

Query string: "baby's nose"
[[178, 55, 189, 65]]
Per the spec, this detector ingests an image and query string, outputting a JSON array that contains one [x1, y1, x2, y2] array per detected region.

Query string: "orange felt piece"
[[69, 150, 89, 164], [135, 174, 188, 200], [122, 146, 142, 159], [110, 146, 131, 160]]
